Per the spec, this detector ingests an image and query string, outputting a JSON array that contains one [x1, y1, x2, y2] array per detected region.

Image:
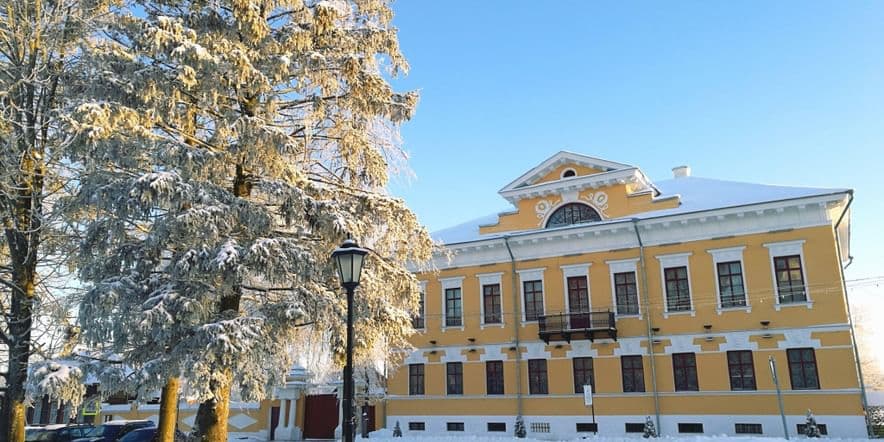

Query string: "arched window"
[[545, 203, 601, 228]]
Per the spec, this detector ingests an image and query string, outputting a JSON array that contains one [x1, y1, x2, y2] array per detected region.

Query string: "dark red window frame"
[[727, 350, 756, 390], [787, 348, 820, 390], [486, 360, 504, 395], [621, 355, 645, 393], [523, 280, 544, 321], [672, 352, 699, 391], [483, 284, 502, 324], [408, 364, 424, 395], [528, 359, 548, 395]]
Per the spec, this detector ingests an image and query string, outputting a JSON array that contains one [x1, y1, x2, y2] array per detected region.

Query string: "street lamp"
[[332, 239, 368, 442]]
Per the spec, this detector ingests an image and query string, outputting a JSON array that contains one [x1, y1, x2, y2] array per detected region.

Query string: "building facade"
[[385, 151, 865, 439]]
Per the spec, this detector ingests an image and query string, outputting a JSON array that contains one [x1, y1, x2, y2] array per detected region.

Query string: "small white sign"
[[583, 384, 593, 406]]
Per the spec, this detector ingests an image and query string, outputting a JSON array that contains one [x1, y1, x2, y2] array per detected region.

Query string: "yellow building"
[[384, 151, 866, 438]]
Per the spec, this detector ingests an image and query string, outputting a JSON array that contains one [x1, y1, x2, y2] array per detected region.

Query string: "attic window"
[[561, 169, 577, 178], [546, 203, 601, 228]]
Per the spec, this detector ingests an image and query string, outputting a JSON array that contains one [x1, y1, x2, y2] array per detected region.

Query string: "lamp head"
[[332, 239, 369, 289]]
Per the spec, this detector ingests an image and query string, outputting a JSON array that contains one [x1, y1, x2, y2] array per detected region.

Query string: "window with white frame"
[[439, 277, 465, 328], [477, 272, 504, 325], [763, 240, 810, 306], [517, 269, 545, 322], [707, 247, 748, 310], [656, 253, 693, 315], [607, 258, 640, 316]]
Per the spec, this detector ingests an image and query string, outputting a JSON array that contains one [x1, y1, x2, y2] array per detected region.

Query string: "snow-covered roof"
[[432, 177, 849, 245]]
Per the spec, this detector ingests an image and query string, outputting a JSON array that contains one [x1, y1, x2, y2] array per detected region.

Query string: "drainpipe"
[[631, 219, 661, 433], [832, 192, 870, 436], [503, 236, 524, 420]]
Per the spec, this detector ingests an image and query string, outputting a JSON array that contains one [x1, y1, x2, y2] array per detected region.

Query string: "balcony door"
[[567, 276, 590, 329]]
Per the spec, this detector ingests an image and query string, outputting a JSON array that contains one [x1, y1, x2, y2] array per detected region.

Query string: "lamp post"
[[332, 239, 368, 442]]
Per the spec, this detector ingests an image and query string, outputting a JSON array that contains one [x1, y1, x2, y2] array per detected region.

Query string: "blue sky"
[[386, 1, 884, 283]]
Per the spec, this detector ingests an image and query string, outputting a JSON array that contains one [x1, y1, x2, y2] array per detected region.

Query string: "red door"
[[568, 276, 591, 329], [304, 394, 339, 439]]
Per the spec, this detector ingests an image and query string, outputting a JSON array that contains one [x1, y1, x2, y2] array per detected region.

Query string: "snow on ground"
[[232, 436, 873, 442], [231, 428, 874, 442]]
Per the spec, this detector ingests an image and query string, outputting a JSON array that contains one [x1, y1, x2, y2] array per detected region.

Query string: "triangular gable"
[[498, 151, 634, 193]]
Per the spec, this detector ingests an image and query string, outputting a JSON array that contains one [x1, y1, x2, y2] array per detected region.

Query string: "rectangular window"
[[408, 422, 425, 431], [446, 362, 463, 395], [412, 291, 424, 329], [614, 271, 639, 315], [483, 284, 502, 324], [486, 361, 504, 395], [797, 424, 827, 435], [487, 423, 506, 432], [446, 422, 464, 432], [678, 423, 704, 434], [717, 261, 747, 308], [774, 255, 806, 303], [408, 364, 424, 395], [528, 359, 548, 395], [664, 266, 691, 311], [445, 288, 462, 327], [523, 280, 544, 321], [735, 423, 763, 434], [573, 357, 595, 393], [787, 348, 820, 390], [625, 423, 645, 433], [672, 353, 699, 391], [621, 355, 645, 393], [530, 423, 550, 433], [727, 350, 756, 390], [576, 423, 598, 433]]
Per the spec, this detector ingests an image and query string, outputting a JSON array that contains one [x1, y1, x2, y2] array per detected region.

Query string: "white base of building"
[[386, 414, 867, 439]]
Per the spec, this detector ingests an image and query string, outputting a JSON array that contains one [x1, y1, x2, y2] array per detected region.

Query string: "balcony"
[[537, 310, 617, 343]]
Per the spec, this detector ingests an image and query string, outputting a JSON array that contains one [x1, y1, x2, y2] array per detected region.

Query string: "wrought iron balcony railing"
[[537, 310, 617, 343]]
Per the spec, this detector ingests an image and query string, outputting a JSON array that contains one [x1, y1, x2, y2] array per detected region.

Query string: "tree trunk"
[[193, 372, 232, 442], [156, 378, 181, 442], [192, 164, 250, 441], [2, 149, 42, 442]]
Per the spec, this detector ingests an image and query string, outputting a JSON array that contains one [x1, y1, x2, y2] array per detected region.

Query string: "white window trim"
[[517, 268, 546, 323], [707, 246, 751, 315], [561, 263, 591, 314], [477, 272, 505, 328], [655, 252, 695, 318], [763, 240, 813, 310], [414, 281, 428, 332], [606, 258, 641, 318], [439, 276, 465, 331]]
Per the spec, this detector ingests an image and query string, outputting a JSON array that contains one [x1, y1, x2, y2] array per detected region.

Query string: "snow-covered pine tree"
[[804, 409, 822, 438], [643, 416, 657, 438], [514, 415, 526, 438], [68, 0, 433, 440]]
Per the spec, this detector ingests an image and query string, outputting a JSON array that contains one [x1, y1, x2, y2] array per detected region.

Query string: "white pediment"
[[499, 151, 634, 193]]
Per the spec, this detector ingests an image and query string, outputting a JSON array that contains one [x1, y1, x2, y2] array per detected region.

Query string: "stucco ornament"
[[581, 191, 610, 217], [534, 198, 562, 219]]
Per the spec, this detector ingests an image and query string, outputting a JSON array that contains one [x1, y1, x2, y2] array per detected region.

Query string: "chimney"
[[672, 165, 691, 178]]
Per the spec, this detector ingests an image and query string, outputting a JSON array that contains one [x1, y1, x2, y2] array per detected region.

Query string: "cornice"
[[420, 192, 848, 272]]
